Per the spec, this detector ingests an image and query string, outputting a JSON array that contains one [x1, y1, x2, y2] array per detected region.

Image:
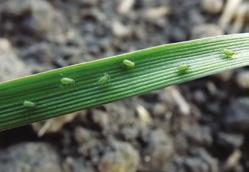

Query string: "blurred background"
[[0, 0, 249, 171]]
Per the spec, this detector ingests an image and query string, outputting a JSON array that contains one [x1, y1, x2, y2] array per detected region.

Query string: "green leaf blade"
[[1, 33, 249, 131]]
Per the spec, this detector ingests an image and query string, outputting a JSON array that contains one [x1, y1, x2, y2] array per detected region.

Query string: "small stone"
[[63, 157, 95, 172], [74, 127, 93, 145], [120, 125, 139, 141], [193, 90, 207, 104], [0, 0, 68, 43], [219, 0, 242, 29], [78, 0, 99, 6], [142, 7, 170, 20], [236, 71, 249, 89], [191, 24, 224, 39], [216, 70, 233, 82], [104, 101, 137, 126], [136, 104, 152, 125], [98, 141, 140, 172], [190, 148, 219, 172], [231, 4, 248, 33], [201, 0, 224, 14], [172, 149, 219, 172], [184, 158, 209, 172], [225, 98, 249, 131], [137, 0, 170, 8], [112, 21, 132, 38], [153, 103, 167, 116], [245, 3, 249, 20], [167, 86, 190, 115], [184, 126, 213, 146], [0, 39, 30, 82], [223, 150, 242, 171], [33, 113, 79, 137], [118, 0, 135, 14], [92, 110, 109, 129], [144, 129, 174, 171], [0, 143, 62, 172], [217, 132, 244, 149], [207, 82, 218, 95], [78, 139, 103, 160]]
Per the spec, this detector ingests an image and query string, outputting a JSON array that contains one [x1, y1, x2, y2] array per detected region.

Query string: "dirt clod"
[[0, 143, 61, 172]]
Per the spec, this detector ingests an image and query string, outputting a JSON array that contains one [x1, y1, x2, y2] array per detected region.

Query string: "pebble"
[[63, 157, 95, 172], [223, 150, 242, 171], [0, 39, 30, 82], [1, 0, 68, 43], [136, 104, 152, 125], [185, 158, 209, 172], [33, 113, 79, 137], [191, 24, 224, 39], [236, 71, 249, 89], [118, 0, 135, 14], [167, 86, 190, 116], [216, 70, 233, 82], [193, 90, 207, 105], [120, 125, 139, 141], [144, 129, 174, 171], [112, 21, 132, 38], [104, 101, 137, 126], [142, 7, 170, 20], [184, 126, 213, 146], [225, 98, 249, 131], [172, 149, 218, 172], [74, 127, 93, 145], [137, 0, 170, 8], [0, 143, 62, 172], [191, 148, 219, 172], [217, 132, 244, 149], [91, 110, 109, 130], [219, 0, 242, 29], [78, 139, 104, 161], [201, 0, 224, 14], [98, 141, 140, 172], [78, 0, 99, 6]]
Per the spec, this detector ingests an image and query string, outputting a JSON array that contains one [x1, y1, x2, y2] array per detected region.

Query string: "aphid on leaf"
[[222, 48, 237, 59], [123, 59, 135, 69], [98, 73, 110, 86], [23, 100, 36, 108], [177, 64, 191, 74], [60, 77, 75, 85]]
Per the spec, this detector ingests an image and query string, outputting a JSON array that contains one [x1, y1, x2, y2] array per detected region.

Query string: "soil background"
[[1, 0, 249, 172]]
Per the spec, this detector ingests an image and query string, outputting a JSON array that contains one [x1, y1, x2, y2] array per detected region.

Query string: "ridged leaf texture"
[[1, 34, 249, 131]]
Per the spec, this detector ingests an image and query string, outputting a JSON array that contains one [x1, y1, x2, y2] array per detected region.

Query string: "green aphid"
[[123, 59, 135, 69], [23, 100, 36, 108], [98, 73, 110, 86], [177, 64, 191, 74], [223, 48, 237, 59], [60, 77, 75, 85]]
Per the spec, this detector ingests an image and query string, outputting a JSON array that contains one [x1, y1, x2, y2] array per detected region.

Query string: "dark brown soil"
[[1, 0, 249, 172]]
